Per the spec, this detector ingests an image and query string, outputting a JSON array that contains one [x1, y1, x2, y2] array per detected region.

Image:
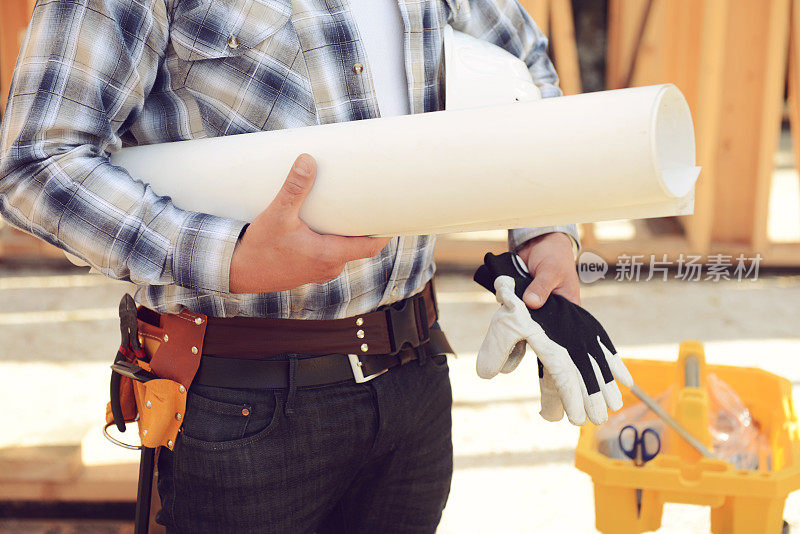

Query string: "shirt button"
[[352, 62, 364, 74], [227, 35, 239, 50]]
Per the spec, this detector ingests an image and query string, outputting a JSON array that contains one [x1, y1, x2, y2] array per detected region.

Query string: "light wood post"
[[549, 0, 582, 95], [710, 0, 789, 248], [682, 0, 728, 254]]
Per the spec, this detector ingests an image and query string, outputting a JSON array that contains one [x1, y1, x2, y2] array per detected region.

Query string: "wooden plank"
[[0, 1, 71, 264], [434, 232, 800, 268], [0, 446, 83, 484], [0, 226, 67, 260], [0, 477, 138, 502], [604, 0, 721, 255], [0, 444, 137, 502], [607, 0, 645, 89], [663, 0, 703, 243], [660, 0, 682, 90], [579, 222, 599, 251], [787, 0, 800, 243], [624, 0, 656, 88], [523, 0, 550, 36], [549, 0, 582, 95], [606, 0, 672, 89], [711, 0, 789, 245], [579, 237, 800, 268], [0, 0, 33, 116], [763, 242, 800, 265], [662, 0, 703, 110], [629, 0, 666, 87], [682, 0, 728, 254], [751, 0, 791, 253]]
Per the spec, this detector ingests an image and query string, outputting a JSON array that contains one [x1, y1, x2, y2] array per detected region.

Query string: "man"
[[0, 0, 580, 531]]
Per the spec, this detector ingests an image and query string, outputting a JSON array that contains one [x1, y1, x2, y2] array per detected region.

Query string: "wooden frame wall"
[[604, 0, 800, 265]]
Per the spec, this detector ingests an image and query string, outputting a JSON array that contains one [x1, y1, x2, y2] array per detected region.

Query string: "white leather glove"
[[475, 255, 634, 426], [478, 276, 589, 424]]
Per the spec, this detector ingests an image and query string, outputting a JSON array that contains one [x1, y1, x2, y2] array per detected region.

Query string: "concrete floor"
[[1, 264, 799, 532]]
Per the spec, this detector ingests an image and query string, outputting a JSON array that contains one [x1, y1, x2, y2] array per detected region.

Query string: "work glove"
[[474, 252, 634, 425]]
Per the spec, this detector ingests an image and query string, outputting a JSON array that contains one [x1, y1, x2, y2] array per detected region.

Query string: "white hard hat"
[[443, 24, 541, 111]]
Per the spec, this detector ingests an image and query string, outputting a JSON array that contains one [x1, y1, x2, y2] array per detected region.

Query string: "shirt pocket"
[[443, 0, 472, 27], [170, 0, 291, 61]]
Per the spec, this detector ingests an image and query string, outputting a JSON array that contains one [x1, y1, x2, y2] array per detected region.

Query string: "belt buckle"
[[348, 354, 387, 383], [385, 294, 429, 355]]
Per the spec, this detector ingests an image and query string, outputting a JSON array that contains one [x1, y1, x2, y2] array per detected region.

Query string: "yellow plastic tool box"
[[575, 340, 800, 534]]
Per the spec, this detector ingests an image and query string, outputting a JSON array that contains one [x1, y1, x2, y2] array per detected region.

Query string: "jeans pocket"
[[179, 384, 282, 450], [429, 353, 450, 372]]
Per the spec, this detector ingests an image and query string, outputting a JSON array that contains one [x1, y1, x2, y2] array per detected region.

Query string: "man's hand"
[[229, 154, 391, 294], [516, 232, 580, 308], [473, 251, 632, 425]]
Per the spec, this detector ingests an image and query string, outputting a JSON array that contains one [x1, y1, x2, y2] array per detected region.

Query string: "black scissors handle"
[[618, 425, 661, 465]]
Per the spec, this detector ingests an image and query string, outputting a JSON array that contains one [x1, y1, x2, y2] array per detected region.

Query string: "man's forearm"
[[0, 148, 247, 292], [0, 0, 248, 294]]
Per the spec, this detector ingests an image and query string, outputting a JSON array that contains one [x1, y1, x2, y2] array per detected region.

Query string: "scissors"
[[618, 425, 661, 518]]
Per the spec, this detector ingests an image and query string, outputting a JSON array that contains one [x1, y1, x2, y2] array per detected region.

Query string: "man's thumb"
[[523, 275, 555, 309], [522, 288, 544, 309], [272, 154, 316, 215]]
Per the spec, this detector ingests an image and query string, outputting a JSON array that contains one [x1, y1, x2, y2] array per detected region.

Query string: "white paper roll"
[[110, 83, 699, 236]]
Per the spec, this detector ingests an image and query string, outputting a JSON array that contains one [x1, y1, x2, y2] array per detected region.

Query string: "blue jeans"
[[155, 353, 453, 533]]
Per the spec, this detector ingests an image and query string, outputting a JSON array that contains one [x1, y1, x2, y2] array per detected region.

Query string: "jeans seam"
[[364, 382, 383, 459], [168, 446, 178, 532]]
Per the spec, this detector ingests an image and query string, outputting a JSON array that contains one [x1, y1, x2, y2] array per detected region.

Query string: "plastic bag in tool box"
[[595, 375, 771, 469], [707, 373, 770, 470]]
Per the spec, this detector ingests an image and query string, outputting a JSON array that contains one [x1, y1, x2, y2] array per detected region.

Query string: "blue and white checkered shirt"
[[0, 0, 578, 319]]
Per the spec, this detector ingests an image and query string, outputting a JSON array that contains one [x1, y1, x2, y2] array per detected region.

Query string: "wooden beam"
[[787, 0, 800, 244], [623, 0, 655, 88], [523, 0, 551, 36], [630, 0, 667, 87], [549, 0, 582, 95], [577, 222, 598, 251], [710, 0, 790, 246], [682, 0, 728, 254], [662, 0, 703, 110], [606, 0, 662, 89], [751, 0, 791, 253]]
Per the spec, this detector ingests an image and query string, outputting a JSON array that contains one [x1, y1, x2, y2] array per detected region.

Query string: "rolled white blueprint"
[[110, 83, 699, 237]]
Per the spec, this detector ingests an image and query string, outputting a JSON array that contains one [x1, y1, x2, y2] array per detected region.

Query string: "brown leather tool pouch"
[[136, 307, 208, 388], [106, 300, 208, 451]]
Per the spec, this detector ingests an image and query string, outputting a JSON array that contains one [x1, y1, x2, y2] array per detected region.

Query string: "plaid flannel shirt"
[[0, 0, 578, 319]]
